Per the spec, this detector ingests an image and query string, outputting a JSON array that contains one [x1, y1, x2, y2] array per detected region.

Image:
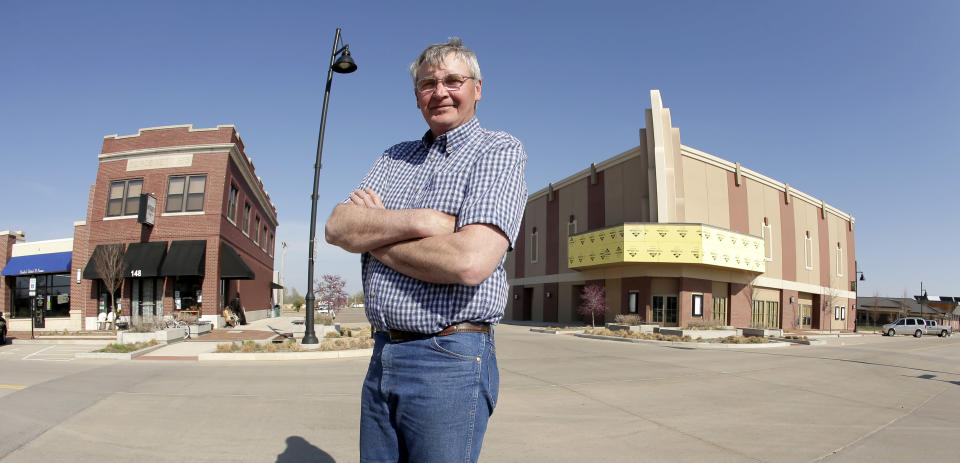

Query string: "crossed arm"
[[324, 188, 509, 286]]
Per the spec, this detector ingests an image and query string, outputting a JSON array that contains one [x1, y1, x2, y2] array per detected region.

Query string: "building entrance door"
[[132, 278, 162, 323], [665, 296, 678, 326], [798, 304, 812, 329]]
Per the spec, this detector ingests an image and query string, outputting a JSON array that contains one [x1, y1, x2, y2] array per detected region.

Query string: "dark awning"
[[270, 282, 284, 290], [2, 251, 72, 276], [122, 242, 167, 278], [161, 240, 206, 276], [220, 243, 254, 280], [83, 244, 126, 279]]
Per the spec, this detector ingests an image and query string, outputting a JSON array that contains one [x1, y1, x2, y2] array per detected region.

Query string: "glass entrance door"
[[798, 304, 812, 329], [132, 278, 161, 323], [665, 296, 678, 326], [652, 296, 664, 323]]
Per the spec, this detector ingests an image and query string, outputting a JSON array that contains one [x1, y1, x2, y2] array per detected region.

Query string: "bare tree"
[[821, 286, 843, 333], [94, 243, 126, 330]]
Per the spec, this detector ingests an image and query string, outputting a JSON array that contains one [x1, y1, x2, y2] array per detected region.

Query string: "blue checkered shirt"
[[353, 118, 527, 333]]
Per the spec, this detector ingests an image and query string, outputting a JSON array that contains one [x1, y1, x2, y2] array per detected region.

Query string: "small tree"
[[314, 274, 349, 315], [285, 287, 305, 311], [93, 243, 126, 329], [578, 284, 607, 328]]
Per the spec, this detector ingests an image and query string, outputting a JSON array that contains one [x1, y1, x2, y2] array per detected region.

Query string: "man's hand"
[[349, 188, 385, 209]]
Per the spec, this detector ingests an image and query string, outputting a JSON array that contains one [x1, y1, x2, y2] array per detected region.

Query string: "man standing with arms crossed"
[[325, 38, 526, 462]]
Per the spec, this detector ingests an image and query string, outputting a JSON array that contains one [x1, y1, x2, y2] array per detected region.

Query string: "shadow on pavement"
[[276, 436, 335, 463]]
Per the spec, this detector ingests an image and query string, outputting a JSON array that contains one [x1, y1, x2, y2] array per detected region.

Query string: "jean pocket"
[[485, 345, 499, 409], [430, 334, 483, 361]]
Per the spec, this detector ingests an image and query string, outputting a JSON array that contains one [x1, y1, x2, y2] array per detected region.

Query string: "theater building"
[[1, 124, 278, 331], [504, 91, 856, 331]]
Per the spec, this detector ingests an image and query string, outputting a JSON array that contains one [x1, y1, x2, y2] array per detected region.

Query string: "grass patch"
[[543, 325, 588, 331], [215, 335, 374, 353], [584, 328, 693, 342], [96, 339, 159, 353], [584, 329, 772, 344]]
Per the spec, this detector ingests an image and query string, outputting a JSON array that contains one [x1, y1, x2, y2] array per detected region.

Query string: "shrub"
[[686, 319, 725, 330], [97, 339, 159, 353], [316, 314, 335, 326], [325, 331, 341, 338], [614, 314, 642, 325]]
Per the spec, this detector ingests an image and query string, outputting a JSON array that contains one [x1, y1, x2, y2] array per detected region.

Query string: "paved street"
[[1, 325, 959, 462]]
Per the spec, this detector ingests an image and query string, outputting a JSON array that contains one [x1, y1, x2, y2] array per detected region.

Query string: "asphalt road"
[[1, 326, 959, 462]]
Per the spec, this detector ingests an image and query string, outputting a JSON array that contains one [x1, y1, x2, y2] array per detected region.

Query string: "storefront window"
[[174, 276, 203, 312], [11, 274, 70, 318]]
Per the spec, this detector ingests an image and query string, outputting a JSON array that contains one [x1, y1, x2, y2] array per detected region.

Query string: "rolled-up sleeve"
[[457, 136, 528, 250]]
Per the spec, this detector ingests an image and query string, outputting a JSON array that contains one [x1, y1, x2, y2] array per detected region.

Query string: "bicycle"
[[164, 315, 191, 340]]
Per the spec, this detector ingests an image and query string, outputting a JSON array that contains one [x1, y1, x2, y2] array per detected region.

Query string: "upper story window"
[[804, 231, 814, 270], [261, 225, 268, 250], [530, 227, 539, 263], [254, 216, 261, 243], [269, 233, 275, 257], [762, 218, 773, 262], [568, 215, 577, 236], [242, 203, 251, 235], [165, 175, 206, 213], [106, 178, 143, 217], [836, 242, 843, 277], [227, 184, 238, 223]]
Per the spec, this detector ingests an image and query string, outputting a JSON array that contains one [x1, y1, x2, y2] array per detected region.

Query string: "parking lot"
[[1, 326, 959, 462]]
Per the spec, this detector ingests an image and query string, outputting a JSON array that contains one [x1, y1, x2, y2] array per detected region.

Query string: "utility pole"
[[280, 241, 288, 307]]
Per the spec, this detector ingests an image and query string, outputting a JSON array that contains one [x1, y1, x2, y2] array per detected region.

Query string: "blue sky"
[[2, 1, 957, 299]]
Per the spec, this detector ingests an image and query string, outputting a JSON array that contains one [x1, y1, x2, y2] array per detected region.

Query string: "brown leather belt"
[[386, 322, 490, 343]]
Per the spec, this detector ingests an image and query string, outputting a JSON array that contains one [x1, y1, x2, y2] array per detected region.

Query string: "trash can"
[[273, 305, 280, 318]]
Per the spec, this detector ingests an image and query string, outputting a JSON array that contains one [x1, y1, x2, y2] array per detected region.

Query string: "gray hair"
[[409, 37, 482, 85]]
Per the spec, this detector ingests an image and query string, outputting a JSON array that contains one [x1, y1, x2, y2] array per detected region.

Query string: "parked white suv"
[[882, 317, 927, 337]]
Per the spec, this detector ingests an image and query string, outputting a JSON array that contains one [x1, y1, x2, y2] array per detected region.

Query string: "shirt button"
[[446, 147, 453, 154], [414, 188, 420, 193], [430, 157, 435, 162]]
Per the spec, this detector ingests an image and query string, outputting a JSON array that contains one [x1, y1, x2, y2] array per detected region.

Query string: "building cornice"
[[97, 143, 278, 227]]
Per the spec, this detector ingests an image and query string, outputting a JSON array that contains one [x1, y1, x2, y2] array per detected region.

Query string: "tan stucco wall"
[[603, 156, 648, 225], [680, 156, 730, 229], [558, 178, 589, 276], [525, 196, 547, 277], [827, 213, 848, 291], [745, 178, 783, 280], [793, 200, 821, 286]]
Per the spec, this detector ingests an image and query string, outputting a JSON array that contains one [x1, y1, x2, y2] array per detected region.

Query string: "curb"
[[574, 333, 791, 349], [198, 348, 373, 361], [771, 337, 827, 345], [529, 328, 585, 335], [75, 342, 169, 360]]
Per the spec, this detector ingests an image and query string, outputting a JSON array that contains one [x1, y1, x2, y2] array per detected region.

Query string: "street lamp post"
[[854, 261, 864, 332], [303, 28, 357, 344]]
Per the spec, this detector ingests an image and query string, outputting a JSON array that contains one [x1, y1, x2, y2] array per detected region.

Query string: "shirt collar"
[[420, 117, 481, 154]]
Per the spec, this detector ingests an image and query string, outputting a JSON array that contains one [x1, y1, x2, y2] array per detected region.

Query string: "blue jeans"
[[360, 329, 499, 462]]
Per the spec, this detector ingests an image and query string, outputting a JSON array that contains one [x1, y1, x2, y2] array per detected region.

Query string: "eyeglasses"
[[416, 73, 475, 95]]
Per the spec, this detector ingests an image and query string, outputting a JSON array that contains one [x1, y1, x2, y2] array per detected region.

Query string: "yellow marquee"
[[568, 223, 766, 273]]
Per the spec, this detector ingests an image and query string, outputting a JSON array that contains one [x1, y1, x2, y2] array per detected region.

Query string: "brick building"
[[505, 91, 857, 331], [1, 124, 278, 331]]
